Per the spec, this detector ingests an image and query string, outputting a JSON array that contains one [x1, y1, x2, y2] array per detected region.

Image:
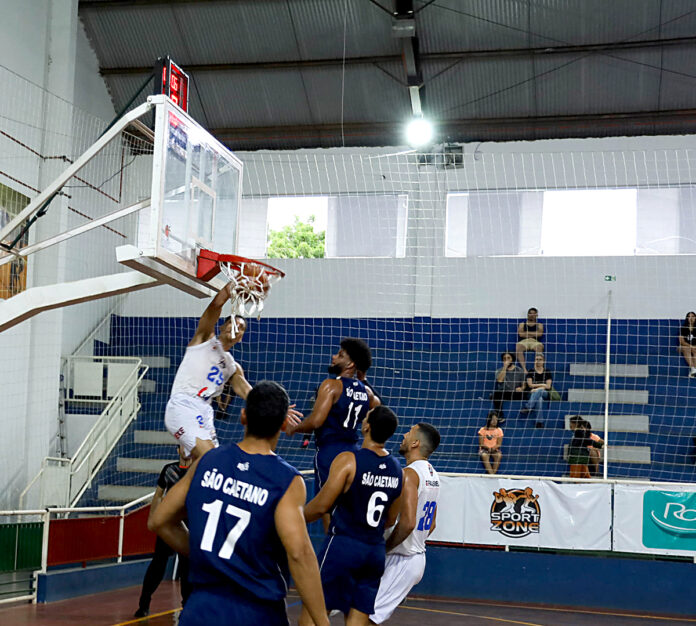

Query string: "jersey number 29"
[[207, 366, 225, 386], [200, 499, 250, 558]]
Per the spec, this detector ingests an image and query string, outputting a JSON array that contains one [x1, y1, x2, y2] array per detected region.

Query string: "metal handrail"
[[19, 357, 149, 509], [71, 359, 145, 472]]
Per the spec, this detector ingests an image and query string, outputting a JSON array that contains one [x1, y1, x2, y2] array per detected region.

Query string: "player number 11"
[[343, 401, 363, 429]]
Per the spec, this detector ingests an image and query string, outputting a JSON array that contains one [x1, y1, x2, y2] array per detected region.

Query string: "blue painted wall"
[[81, 314, 696, 505], [417, 545, 696, 616]]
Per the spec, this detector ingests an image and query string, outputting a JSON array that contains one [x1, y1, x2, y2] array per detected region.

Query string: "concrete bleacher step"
[[570, 363, 649, 377], [134, 430, 176, 445], [139, 356, 171, 369], [97, 485, 153, 502], [563, 445, 652, 464], [564, 414, 650, 433], [117, 457, 174, 473], [138, 379, 157, 393], [567, 389, 649, 404]]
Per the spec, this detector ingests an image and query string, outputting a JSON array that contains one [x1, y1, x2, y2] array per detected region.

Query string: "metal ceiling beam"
[[97, 36, 696, 77], [392, 0, 423, 117], [210, 108, 696, 149]]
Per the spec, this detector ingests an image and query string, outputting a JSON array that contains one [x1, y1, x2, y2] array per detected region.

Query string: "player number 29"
[[417, 500, 436, 531], [206, 366, 224, 386], [343, 401, 363, 429], [200, 499, 251, 558], [366, 491, 388, 527]]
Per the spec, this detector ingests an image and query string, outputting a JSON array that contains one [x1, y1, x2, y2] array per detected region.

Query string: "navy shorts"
[[179, 585, 288, 626], [314, 441, 359, 495], [317, 534, 386, 616]]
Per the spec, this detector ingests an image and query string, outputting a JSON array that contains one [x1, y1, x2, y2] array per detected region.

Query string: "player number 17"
[[200, 499, 250, 558]]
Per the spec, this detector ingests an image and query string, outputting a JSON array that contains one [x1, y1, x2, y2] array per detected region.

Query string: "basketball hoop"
[[197, 250, 285, 319]]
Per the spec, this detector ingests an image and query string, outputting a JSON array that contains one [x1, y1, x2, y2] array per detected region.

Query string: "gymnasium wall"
[[123, 136, 696, 321], [0, 0, 117, 509]]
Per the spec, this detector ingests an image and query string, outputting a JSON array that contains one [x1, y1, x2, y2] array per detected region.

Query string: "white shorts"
[[164, 393, 218, 457], [370, 552, 426, 624]]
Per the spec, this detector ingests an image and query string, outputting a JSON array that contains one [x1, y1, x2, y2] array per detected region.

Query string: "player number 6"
[[366, 491, 388, 527]]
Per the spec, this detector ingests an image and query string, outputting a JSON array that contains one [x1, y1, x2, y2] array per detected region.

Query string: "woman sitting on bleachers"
[[678, 311, 696, 378], [478, 411, 503, 475]]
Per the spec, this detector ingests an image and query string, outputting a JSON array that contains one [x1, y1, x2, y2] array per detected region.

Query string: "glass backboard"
[[136, 97, 242, 280]]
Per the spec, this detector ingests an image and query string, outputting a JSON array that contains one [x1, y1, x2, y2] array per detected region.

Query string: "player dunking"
[[164, 284, 299, 460], [150, 381, 330, 626], [370, 423, 441, 625], [300, 406, 403, 626], [285, 338, 379, 530]]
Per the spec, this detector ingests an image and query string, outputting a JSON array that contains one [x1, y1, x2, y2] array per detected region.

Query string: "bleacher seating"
[[78, 315, 696, 504]]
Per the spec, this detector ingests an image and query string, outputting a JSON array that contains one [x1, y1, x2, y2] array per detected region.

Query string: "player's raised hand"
[[282, 404, 303, 435]]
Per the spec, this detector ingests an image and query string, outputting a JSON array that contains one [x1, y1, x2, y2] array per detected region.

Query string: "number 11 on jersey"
[[343, 401, 363, 429]]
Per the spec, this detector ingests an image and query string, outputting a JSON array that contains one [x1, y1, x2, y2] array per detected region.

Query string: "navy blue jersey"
[[315, 377, 369, 447], [185, 444, 299, 602], [329, 448, 402, 545]]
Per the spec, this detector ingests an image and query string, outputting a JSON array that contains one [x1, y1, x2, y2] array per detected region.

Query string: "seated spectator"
[[568, 416, 604, 478], [491, 352, 526, 424], [521, 353, 552, 427], [478, 411, 503, 475], [583, 418, 604, 477], [516, 307, 544, 372], [679, 311, 696, 378]]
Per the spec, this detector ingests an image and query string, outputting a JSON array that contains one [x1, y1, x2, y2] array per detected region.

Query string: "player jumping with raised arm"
[[164, 284, 299, 461], [285, 338, 379, 530], [370, 423, 441, 625], [299, 406, 403, 626]]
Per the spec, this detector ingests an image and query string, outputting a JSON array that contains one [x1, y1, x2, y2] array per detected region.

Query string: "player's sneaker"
[[134, 607, 149, 618]]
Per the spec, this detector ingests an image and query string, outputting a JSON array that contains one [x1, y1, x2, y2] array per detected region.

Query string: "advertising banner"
[[614, 484, 696, 556], [431, 476, 612, 550]]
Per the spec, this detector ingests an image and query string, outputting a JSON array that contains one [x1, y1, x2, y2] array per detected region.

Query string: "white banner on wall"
[[430, 477, 612, 550], [614, 484, 696, 556]]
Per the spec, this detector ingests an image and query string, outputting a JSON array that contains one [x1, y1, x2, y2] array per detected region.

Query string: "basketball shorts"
[[179, 585, 288, 626], [317, 534, 385, 616], [164, 393, 218, 457], [314, 441, 359, 495], [519, 338, 542, 350], [370, 552, 426, 624]]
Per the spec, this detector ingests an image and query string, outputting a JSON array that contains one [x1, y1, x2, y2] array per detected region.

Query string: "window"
[[239, 194, 407, 259], [445, 187, 694, 257], [540, 189, 637, 256]]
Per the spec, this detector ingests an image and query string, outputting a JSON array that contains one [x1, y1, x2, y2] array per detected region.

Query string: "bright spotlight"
[[405, 117, 433, 147]]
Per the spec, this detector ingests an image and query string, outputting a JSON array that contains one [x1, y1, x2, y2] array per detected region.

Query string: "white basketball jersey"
[[170, 337, 237, 403], [390, 459, 440, 556]]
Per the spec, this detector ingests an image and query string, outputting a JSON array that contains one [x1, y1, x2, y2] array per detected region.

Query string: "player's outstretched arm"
[[148, 459, 200, 555], [304, 451, 356, 523], [385, 467, 418, 553], [189, 283, 231, 346], [229, 364, 252, 400], [275, 476, 330, 626], [367, 385, 381, 409], [286, 378, 338, 435]]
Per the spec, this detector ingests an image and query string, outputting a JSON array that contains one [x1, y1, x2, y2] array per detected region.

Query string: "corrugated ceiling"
[[79, 0, 696, 150]]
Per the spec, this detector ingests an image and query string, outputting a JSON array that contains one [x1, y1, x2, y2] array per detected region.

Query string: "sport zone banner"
[[614, 484, 696, 556], [430, 476, 611, 550]]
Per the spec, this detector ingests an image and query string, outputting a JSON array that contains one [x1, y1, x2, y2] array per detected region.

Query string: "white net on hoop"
[[219, 259, 283, 321]]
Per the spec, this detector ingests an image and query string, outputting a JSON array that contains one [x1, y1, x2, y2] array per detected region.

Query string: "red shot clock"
[[155, 56, 189, 112]]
